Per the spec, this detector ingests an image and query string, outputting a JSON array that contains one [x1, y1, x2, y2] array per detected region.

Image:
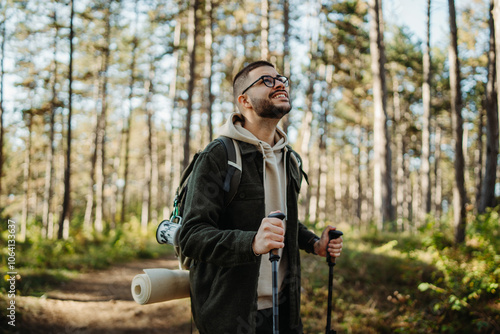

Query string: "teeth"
[[274, 94, 286, 98]]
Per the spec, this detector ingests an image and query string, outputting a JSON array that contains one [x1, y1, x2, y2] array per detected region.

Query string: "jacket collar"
[[238, 141, 261, 155]]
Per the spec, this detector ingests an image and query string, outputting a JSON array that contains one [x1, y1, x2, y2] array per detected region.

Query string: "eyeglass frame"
[[240, 75, 289, 95]]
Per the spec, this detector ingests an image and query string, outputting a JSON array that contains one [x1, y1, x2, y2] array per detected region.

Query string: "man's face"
[[243, 66, 291, 119]]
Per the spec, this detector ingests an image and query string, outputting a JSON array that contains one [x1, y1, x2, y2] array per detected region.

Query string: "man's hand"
[[252, 211, 285, 255], [314, 226, 343, 258]]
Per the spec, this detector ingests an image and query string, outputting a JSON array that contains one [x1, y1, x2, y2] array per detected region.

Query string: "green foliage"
[[0, 221, 171, 297], [300, 210, 500, 333], [417, 208, 500, 333]]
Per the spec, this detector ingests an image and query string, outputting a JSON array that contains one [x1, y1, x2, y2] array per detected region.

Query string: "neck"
[[242, 116, 279, 146]]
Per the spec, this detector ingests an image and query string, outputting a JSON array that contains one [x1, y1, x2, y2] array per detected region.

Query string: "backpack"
[[156, 136, 242, 270]]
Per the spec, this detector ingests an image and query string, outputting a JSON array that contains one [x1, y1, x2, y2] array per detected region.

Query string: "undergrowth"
[[301, 208, 499, 333], [0, 219, 172, 297], [1, 209, 498, 333]]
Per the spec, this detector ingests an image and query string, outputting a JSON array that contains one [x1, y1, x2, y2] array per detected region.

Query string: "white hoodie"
[[219, 112, 289, 310]]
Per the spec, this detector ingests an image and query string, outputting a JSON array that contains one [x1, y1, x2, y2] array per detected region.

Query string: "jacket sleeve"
[[178, 143, 259, 268], [298, 222, 320, 254]]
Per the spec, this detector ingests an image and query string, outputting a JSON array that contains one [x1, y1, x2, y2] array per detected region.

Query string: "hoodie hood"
[[218, 112, 288, 155]]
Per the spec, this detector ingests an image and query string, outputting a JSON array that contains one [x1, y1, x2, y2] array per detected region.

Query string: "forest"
[[0, 0, 499, 333]]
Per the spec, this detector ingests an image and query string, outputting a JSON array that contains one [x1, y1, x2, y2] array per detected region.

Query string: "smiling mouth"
[[271, 91, 288, 100]]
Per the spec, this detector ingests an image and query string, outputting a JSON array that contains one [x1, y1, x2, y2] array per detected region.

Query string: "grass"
[[301, 232, 437, 333], [1, 209, 499, 333], [0, 220, 172, 297], [300, 210, 500, 333]]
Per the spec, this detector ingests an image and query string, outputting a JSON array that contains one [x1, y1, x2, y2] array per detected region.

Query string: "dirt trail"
[[13, 257, 197, 334]]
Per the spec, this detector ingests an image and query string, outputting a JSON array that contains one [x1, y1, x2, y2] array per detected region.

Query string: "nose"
[[273, 78, 286, 90]]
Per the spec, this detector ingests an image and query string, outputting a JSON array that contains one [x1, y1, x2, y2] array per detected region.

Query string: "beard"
[[251, 95, 292, 119]]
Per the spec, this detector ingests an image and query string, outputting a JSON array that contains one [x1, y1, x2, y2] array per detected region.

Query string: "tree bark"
[[369, 0, 394, 229], [83, 66, 99, 232], [481, 0, 499, 213], [20, 113, 32, 242], [281, 0, 291, 133], [141, 63, 158, 232], [393, 70, 405, 231], [448, 0, 468, 244], [421, 0, 432, 215], [120, 1, 139, 225], [0, 16, 5, 213], [496, 0, 500, 145], [42, 6, 59, 238], [433, 123, 443, 219], [204, 0, 214, 143], [183, 0, 199, 170], [164, 21, 182, 218], [58, 0, 74, 240], [260, 0, 270, 60], [298, 57, 316, 222], [94, 2, 112, 233]]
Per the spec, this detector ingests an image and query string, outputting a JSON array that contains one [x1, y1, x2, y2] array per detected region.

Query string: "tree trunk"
[[354, 126, 363, 230], [164, 21, 182, 218], [281, 0, 291, 133], [58, 0, 74, 240], [333, 154, 342, 223], [0, 16, 5, 213], [42, 7, 59, 238], [20, 113, 32, 242], [369, 0, 394, 229], [403, 150, 411, 231], [204, 0, 214, 143], [481, 0, 499, 213], [260, 0, 270, 60], [141, 63, 158, 232], [316, 69, 332, 223], [298, 58, 316, 221], [83, 68, 99, 231], [183, 0, 199, 170], [141, 94, 152, 234], [393, 70, 405, 231], [433, 123, 443, 219], [421, 0, 432, 215], [94, 3, 112, 234], [448, 0, 468, 244], [496, 0, 500, 145], [308, 144, 318, 222], [475, 108, 484, 209], [120, 5, 139, 225], [360, 129, 370, 229]]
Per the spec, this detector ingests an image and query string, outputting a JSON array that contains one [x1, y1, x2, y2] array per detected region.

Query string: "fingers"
[[261, 217, 285, 245], [252, 217, 285, 255], [327, 237, 343, 258]]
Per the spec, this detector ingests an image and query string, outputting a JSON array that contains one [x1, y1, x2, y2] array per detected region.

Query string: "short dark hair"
[[233, 60, 275, 102]]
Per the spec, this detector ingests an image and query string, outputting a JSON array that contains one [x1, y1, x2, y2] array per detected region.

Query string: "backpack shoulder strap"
[[287, 145, 309, 185], [216, 136, 242, 207]]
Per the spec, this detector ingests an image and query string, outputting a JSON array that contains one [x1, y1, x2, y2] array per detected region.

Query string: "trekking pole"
[[268, 212, 286, 334], [326, 229, 343, 334]]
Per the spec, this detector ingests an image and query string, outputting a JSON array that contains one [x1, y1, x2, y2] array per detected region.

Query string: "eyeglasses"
[[241, 75, 289, 95]]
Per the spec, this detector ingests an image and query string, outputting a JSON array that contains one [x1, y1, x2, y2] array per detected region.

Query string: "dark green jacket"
[[178, 139, 318, 334]]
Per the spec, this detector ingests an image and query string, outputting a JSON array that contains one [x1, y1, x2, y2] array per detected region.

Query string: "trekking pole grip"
[[268, 212, 285, 262], [327, 230, 343, 265]]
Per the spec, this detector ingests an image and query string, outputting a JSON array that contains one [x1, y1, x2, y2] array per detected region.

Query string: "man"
[[178, 60, 343, 334]]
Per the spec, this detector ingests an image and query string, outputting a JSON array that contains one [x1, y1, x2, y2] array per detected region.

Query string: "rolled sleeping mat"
[[131, 268, 190, 304]]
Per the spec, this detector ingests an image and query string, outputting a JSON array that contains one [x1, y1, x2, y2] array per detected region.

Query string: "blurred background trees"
[[0, 0, 498, 242]]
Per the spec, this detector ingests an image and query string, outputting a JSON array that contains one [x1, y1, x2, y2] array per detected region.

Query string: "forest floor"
[[5, 256, 198, 334]]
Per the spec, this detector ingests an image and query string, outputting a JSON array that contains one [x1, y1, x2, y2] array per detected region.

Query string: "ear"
[[237, 95, 252, 109]]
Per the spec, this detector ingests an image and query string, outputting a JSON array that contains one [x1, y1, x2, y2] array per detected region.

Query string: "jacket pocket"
[[224, 183, 264, 231], [233, 182, 264, 201]]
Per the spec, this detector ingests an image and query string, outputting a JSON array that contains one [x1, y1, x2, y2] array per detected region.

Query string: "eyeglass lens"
[[262, 76, 288, 88]]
